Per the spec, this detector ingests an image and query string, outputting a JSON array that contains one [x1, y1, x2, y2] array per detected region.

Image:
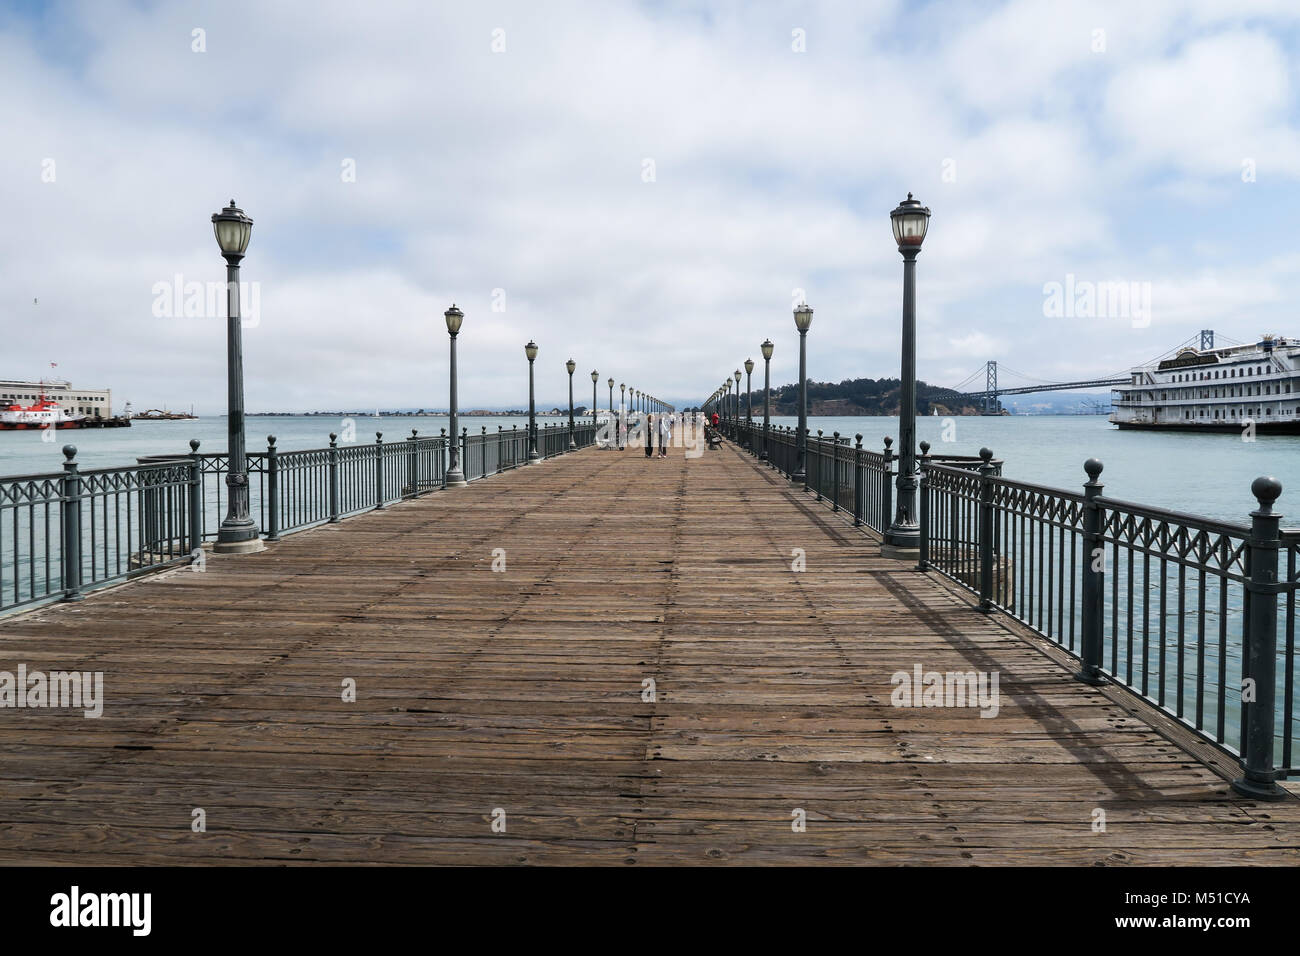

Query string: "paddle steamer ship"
[[1110, 334, 1300, 433]]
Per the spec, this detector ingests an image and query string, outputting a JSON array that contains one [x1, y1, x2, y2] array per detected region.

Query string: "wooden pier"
[[0, 441, 1296, 865]]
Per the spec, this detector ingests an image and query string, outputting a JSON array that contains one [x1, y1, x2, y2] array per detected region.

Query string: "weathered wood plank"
[[0, 440, 1295, 865]]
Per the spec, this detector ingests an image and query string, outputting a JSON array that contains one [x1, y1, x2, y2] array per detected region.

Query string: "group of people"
[[611, 411, 695, 458]]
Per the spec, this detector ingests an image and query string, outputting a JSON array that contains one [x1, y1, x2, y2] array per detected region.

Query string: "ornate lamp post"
[[525, 340, 540, 463], [885, 192, 931, 551], [723, 380, 731, 430], [792, 302, 813, 485], [744, 357, 754, 446], [606, 377, 614, 449], [733, 370, 741, 427], [211, 199, 262, 553], [591, 370, 599, 429], [760, 338, 774, 461], [444, 304, 467, 487], [566, 359, 577, 450], [619, 383, 626, 449]]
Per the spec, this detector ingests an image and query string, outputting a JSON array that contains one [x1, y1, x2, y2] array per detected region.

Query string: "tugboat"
[[0, 392, 84, 430]]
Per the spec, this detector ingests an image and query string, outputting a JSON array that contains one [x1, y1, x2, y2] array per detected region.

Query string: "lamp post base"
[[883, 525, 920, 561], [790, 471, 805, 485], [445, 468, 467, 488], [1231, 775, 1288, 801], [213, 536, 266, 555]]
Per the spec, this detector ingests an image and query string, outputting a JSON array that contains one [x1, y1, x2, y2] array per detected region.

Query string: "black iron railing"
[[0, 423, 601, 616], [727, 420, 996, 534], [920, 447, 1300, 788]]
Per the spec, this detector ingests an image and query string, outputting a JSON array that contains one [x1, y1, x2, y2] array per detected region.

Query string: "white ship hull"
[[1109, 335, 1300, 433]]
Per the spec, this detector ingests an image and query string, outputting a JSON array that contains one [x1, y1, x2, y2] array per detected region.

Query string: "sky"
[[4, 0, 1300, 413]]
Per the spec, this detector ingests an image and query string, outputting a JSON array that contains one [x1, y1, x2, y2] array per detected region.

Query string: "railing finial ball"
[[268, 435, 276, 446], [883, 436, 893, 448], [63, 444, 76, 461], [979, 447, 993, 462], [1084, 458, 1103, 480], [1252, 475, 1282, 511], [329, 432, 337, 441], [919, 440, 930, 455], [190, 439, 201, 452]]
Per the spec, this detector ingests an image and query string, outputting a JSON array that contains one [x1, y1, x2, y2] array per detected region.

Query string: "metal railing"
[[921, 446, 1300, 790], [726, 419, 996, 534], [0, 422, 601, 617]]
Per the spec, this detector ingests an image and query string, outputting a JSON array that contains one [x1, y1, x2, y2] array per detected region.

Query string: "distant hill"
[[744, 376, 988, 416]]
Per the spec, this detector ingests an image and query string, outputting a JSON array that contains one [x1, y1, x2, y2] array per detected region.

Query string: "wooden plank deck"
[[0, 439, 1296, 865]]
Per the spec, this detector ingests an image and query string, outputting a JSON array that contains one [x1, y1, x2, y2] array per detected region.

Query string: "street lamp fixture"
[[526, 340, 540, 463], [885, 192, 931, 552], [211, 199, 262, 553], [444, 304, 467, 487], [760, 338, 774, 461], [744, 357, 754, 447], [566, 358, 577, 450], [792, 302, 813, 485]]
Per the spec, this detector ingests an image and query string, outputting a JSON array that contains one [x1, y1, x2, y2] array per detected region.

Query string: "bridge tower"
[[984, 360, 999, 415], [1200, 329, 1215, 350]]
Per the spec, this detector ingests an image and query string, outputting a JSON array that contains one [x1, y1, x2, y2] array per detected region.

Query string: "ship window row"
[[1166, 364, 1279, 383], [1152, 383, 1293, 401], [1173, 407, 1293, 419], [1, 393, 105, 401]]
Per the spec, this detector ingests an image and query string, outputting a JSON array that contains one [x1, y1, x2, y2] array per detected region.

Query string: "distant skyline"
[[5, 0, 1300, 414]]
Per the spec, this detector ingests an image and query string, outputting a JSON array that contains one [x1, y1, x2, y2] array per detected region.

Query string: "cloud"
[[2, 0, 1300, 416]]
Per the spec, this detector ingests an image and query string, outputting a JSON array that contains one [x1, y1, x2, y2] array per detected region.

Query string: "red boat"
[[0, 395, 83, 430]]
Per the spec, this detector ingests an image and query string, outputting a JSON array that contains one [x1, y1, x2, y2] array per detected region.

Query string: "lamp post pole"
[[885, 193, 932, 552], [792, 303, 812, 485], [211, 199, 262, 553], [567, 359, 577, 450], [606, 377, 614, 450], [444, 304, 467, 486], [760, 339, 773, 461], [526, 341, 540, 463], [591, 370, 599, 430], [619, 384, 626, 449], [744, 358, 754, 448]]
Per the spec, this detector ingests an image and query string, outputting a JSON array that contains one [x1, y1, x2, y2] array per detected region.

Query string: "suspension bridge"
[[941, 330, 1227, 414]]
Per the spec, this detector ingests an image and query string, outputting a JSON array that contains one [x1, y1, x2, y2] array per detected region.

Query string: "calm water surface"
[[1, 413, 1296, 525]]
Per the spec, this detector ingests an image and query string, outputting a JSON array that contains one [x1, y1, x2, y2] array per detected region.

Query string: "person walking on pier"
[[658, 412, 672, 458], [644, 413, 655, 458]]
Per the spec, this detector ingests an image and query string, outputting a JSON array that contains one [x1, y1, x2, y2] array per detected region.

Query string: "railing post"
[[830, 432, 840, 511], [440, 429, 448, 486], [1232, 476, 1286, 800], [60, 445, 84, 602], [853, 434, 864, 527], [497, 426, 504, 474], [977, 447, 995, 612], [265, 435, 280, 542], [408, 429, 419, 496], [1075, 458, 1106, 684], [328, 433, 340, 522], [881, 437, 894, 532], [188, 439, 203, 555], [462, 427, 470, 477], [512, 425, 519, 469], [917, 440, 930, 571], [813, 430, 823, 498], [374, 432, 385, 510]]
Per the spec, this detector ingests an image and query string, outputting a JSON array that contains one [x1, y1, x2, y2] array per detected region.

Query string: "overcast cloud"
[[4, 0, 1300, 412]]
